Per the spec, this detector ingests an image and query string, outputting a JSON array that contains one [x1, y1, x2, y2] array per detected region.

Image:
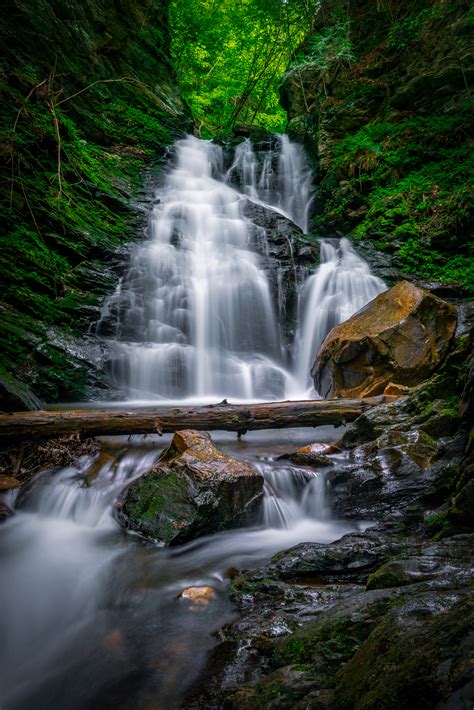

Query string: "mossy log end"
[[0, 396, 400, 441]]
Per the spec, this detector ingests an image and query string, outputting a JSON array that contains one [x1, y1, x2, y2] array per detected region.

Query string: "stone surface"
[[0, 475, 21, 491], [242, 198, 316, 340], [187, 532, 474, 710], [177, 586, 216, 608], [312, 280, 457, 398], [117, 430, 263, 545], [289, 442, 340, 467]]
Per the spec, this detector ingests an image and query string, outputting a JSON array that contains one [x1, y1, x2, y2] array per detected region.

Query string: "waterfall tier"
[[96, 135, 385, 403]]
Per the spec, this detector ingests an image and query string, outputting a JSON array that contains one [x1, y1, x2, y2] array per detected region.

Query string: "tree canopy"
[[169, 0, 316, 135]]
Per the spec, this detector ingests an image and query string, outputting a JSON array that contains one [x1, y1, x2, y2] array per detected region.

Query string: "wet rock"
[[327, 428, 454, 522], [450, 478, 474, 528], [312, 281, 457, 398], [0, 475, 21, 490], [242, 199, 316, 340], [177, 586, 217, 612], [289, 442, 340, 467], [269, 528, 400, 584], [85, 451, 117, 486], [366, 535, 474, 590], [332, 593, 474, 710], [383, 382, 412, 396], [194, 535, 474, 709], [117, 430, 263, 545]]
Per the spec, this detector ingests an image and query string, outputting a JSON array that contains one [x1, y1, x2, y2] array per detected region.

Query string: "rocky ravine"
[[186, 327, 474, 709]]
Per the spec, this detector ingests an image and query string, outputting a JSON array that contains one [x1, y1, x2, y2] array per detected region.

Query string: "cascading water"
[[0, 135, 385, 709], [0, 429, 365, 710], [97, 135, 298, 403], [97, 134, 385, 403], [291, 237, 387, 396], [225, 134, 313, 232]]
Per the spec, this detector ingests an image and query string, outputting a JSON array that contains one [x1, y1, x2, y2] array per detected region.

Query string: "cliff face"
[[281, 0, 473, 293], [0, 0, 192, 405]]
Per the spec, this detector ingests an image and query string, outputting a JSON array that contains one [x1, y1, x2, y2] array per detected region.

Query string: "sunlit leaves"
[[169, 0, 307, 134]]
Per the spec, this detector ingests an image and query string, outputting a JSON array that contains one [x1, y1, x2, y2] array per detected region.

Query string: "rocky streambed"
[[0, 288, 473, 709], [185, 330, 474, 709]]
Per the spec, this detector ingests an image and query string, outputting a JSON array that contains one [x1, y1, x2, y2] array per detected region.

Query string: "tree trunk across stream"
[[0, 396, 398, 441]]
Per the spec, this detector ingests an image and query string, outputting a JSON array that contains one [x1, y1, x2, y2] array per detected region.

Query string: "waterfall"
[[291, 238, 387, 396], [96, 135, 385, 403], [225, 134, 313, 231], [262, 464, 328, 528]]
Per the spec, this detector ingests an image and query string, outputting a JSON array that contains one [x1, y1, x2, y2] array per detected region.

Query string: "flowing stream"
[[0, 134, 386, 709], [0, 429, 368, 710]]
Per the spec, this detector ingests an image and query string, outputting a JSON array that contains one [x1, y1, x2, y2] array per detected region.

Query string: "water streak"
[[96, 136, 385, 403], [291, 238, 387, 396], [0, 430, 363, 709]]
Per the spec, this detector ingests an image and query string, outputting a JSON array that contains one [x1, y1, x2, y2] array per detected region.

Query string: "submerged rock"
[[312, 280, 457, 398], [117, 430, 263, 545], [177, 586, 216, 609], [0, 501, 14, 523], [289, 442, 340, 467]]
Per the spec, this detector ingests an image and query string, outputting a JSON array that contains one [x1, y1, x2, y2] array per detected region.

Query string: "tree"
[[169, 0, 310, 135]]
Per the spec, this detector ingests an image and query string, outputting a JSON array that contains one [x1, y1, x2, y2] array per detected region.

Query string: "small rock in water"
[[290, 442, 340, 467], [177, 586, 216, 610]]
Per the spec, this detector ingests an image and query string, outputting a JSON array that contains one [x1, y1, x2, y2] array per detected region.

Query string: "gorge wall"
[[281, 0, 473, 293], [0, 0, 191, 405]]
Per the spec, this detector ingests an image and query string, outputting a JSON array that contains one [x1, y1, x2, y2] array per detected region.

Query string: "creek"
[[0, 135, 385, 709]]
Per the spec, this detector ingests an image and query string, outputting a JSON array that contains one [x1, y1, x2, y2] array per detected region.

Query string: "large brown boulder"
[[117, 430, 263, 544], [312, 281, 457, 398]]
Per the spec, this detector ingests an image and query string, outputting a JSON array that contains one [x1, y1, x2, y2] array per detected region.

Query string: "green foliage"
[[386, 8, 436, 49], [323, 108, 474, 291], [0, 0, 190, 400], [170, 0, 308, 134], [289, 20, 355, 74]]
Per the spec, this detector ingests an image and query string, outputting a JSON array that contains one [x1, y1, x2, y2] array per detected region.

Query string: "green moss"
[[0, 0, 191, 401], [285, 0, 473, 292], [326, 110, 474, 291], [332, 597, 474, 709]]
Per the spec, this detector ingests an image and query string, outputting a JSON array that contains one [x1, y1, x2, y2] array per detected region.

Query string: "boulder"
[[312, 280, 457, 398], [117, 430, 263, 545]]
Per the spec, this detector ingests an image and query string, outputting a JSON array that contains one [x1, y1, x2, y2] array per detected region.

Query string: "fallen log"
[[0, 396, 398, 441]]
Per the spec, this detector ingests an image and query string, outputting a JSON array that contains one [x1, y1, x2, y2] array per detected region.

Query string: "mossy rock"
[[117, 430, 263, 544]]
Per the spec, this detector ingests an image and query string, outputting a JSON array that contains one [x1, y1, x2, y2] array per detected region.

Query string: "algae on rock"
[[117, 430, 263, 544]]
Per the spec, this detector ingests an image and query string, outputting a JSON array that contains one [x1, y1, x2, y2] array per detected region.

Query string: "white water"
[[0, 135, 385, 708], [98, 136, 295, 402], [0, 429, 365, 710], [96, 135, 385, 404], [226, 134, 313, 231], [292, 238, 387, 396]]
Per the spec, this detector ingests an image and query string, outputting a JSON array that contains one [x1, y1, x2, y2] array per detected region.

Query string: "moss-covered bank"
[[281, 0, 473, 292], [0, 0, 191, 403]]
